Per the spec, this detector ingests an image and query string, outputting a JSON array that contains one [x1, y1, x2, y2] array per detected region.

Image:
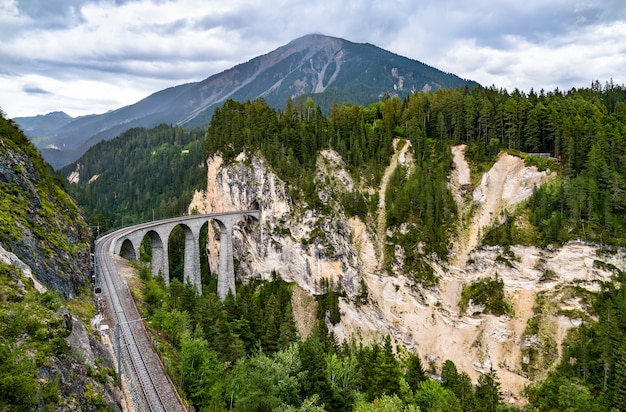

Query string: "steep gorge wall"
[[189, 146, 626, 403], [188, 151, 362, 296], [0, 141, 92, 298]]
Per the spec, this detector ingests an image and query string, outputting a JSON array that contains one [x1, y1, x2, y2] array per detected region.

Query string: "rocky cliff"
[[0, 115, 121, 410], [190, 151, 362, 296], [189, 144, 626, 403], [0, 135, 90, 298]]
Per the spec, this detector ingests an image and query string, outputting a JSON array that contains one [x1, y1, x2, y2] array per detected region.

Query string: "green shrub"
[[459, 276, 512, 316], [524, 155, 556, 172], [38, 290, 62, 311], [341, 190, 369, 219]]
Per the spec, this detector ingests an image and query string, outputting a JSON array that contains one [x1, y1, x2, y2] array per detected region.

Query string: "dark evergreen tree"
[[613, 340, 626, 410], [405, 352, 427, 392], [475, 367, 502, 412], [368, 336, 402, 399], [300, 330, 334, 407], [441, 359, 459, 389], [278, 302, 299, 350]]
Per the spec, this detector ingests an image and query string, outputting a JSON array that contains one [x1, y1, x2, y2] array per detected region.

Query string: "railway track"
[[96, 230, 186, 411]]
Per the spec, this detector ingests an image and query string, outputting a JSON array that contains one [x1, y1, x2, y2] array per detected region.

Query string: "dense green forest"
[[137, 254, 626, 411], [61, 124, 207, 231], [65, 80, 626, 410], [136, 265, 511, 411]]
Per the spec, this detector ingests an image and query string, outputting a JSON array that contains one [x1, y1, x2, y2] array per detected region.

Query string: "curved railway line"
[[96, 229, 186, 411]]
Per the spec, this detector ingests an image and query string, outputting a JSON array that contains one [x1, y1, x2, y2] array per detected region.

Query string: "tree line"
[[62, 124, 207, 231], [203, 80, 626, 283]]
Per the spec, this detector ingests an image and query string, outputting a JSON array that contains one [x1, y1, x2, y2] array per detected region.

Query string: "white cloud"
[[436, 20, 626, 92], [1, 0, 624, 117]]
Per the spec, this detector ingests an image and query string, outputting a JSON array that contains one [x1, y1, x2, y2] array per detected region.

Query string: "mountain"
[[15, 34, 479, 169], [12, 111, 74, 144]]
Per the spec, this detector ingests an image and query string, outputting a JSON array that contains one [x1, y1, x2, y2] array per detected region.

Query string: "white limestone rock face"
[[190, 147, 626, 406], [190, 152, 362, 296], [0, 243, 47, 293]]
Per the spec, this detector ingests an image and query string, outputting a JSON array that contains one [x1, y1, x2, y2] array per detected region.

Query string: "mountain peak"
[[286, 32, 344, 46], [15, 35, 479, 168], [43, 111, 72, 119]]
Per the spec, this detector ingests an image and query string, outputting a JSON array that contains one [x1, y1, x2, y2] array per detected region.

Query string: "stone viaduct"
[[113, 210, 260, 300]]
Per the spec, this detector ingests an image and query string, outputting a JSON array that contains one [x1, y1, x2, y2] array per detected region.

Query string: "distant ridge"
[[14, 34, 479, 168], [13, 111, 74, 143]]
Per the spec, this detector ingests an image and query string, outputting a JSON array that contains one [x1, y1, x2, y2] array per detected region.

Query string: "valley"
[[2, 24, 625, 410]]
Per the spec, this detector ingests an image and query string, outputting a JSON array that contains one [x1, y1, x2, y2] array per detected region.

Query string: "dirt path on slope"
[[376, 139, 412, 270], [451, 145, 472, 202]]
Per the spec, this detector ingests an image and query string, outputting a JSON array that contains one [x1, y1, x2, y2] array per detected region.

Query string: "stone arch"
[[249, 200, 260, 211], [210, 218, 228, 234], [120, 239, 137, 260]]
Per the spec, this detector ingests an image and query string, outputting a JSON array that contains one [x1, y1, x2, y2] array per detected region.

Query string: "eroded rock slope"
[[189, 145, 625, 403]]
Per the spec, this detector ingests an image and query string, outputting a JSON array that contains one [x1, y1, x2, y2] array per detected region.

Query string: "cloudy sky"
[[1, 0, 625, 118]]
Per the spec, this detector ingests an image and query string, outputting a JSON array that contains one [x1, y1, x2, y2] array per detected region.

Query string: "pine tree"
[[355, 277, 370, 306], [405, 352, 427, 392], [475, 367, 502, 412], [455, 372, 476, 412], [370, 336, 402, 399], [278, 303, 299, 348], [524, 108, 541, 152], [441, 359, 459, 389], [300, 330, 334, 406], [613, 340, 626, 410]]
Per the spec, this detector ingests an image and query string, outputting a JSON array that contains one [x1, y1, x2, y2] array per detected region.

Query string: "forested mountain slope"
[[65, 81, 626, 410], [189, 82, 626, 408], [0, 112, 121, 410], [60, 124, 207, 230]]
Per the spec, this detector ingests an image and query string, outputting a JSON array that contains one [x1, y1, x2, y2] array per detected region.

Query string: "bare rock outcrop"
[[191, 147, 626, 404], [190, 152, 361, 296]]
